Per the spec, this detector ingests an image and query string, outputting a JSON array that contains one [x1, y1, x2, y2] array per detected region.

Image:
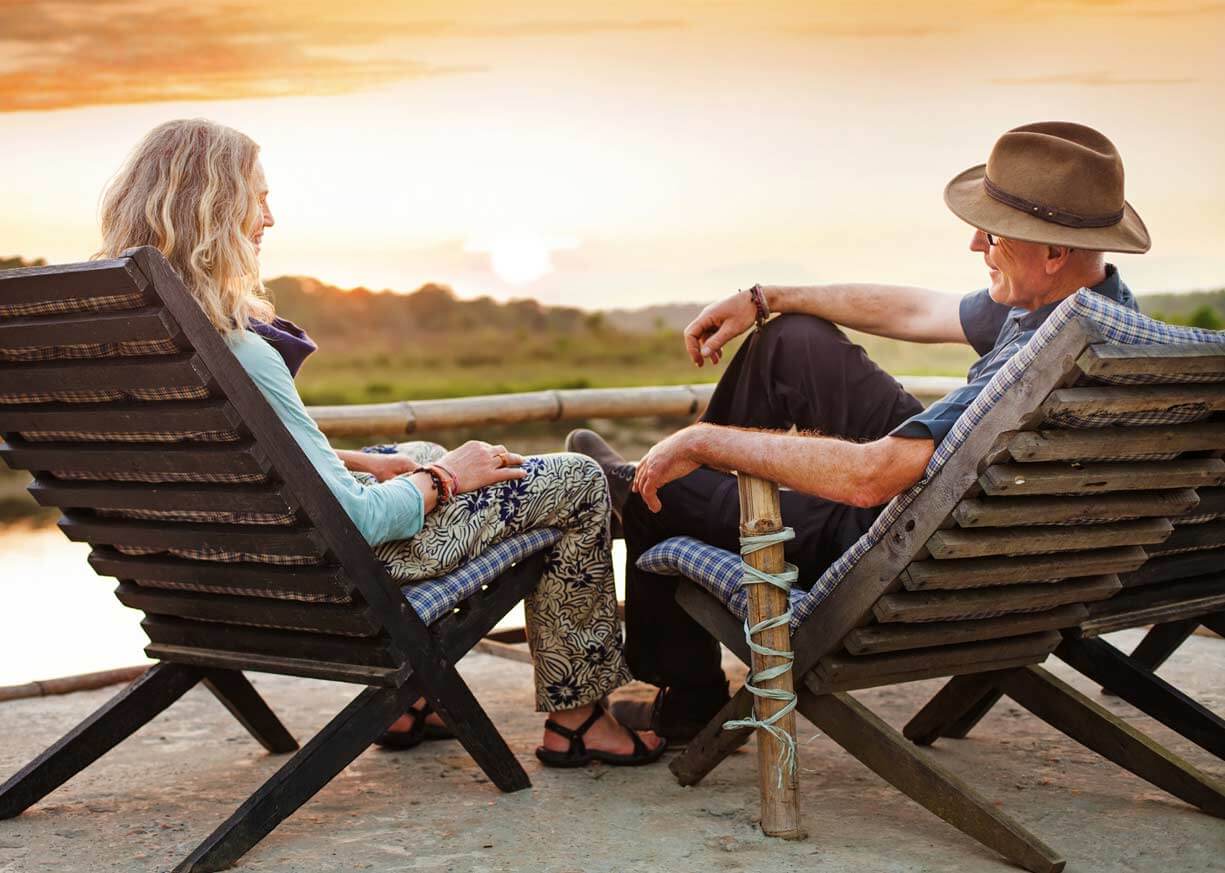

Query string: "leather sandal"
[[374, 700, 455, 750], [609, 684, 730, 747], [535, 702, 668, 768]]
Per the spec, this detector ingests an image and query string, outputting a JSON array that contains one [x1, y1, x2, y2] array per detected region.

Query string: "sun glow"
[[467, 232, 576, 285]]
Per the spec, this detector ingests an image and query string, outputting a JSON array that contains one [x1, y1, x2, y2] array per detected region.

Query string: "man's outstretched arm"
[[633, 423, 935, 512], [685, 283, 966, 367]]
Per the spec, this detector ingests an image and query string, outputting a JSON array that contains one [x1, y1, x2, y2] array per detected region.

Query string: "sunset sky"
[[2, 0, 1223, 309]]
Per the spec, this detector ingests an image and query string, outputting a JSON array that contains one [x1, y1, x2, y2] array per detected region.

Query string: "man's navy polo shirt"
[[891, 264, 1136, 444]]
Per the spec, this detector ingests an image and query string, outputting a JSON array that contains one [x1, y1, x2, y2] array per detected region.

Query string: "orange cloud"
[[0, 1, 684, 113]]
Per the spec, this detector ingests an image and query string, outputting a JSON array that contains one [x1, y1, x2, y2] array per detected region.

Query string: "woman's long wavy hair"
[[97, 118, 273, 334]]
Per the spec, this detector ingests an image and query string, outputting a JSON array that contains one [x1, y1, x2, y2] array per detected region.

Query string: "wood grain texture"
[[1006, 422, 1225, 462], [877, 575, 1122, 624], [843, 605, 1087, 655], [952, 490, 1199, 528], [925, 518, 1172, 560], [1077, 342, 1225, 379], [736, 473, 803, 839], [904, 547, 1146, 590], [979, 459, 1225, 496]]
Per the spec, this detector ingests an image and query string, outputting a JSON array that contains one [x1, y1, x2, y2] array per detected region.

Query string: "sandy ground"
[[1, 628, 1223, 873]]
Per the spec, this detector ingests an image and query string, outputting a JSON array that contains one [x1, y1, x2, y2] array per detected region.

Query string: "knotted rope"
[[722, 527, 799, 787]]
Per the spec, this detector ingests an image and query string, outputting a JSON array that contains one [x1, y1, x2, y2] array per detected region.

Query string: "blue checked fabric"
[[402, 527, 562, 624], [638, 290, 1225, 628]]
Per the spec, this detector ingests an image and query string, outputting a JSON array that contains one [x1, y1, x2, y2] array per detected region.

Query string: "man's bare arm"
[[763, 283, 966, 344], [684, 283, 966, 367], [633, 423, 935, 512]]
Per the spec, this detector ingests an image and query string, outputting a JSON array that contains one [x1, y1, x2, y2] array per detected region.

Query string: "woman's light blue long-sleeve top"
[[226, 329, 424, 546]]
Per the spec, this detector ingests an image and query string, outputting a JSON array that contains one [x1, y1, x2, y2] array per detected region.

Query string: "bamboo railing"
[[307, 376, 962, 437]]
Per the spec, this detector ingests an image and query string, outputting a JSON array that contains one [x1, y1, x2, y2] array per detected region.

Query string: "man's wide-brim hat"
[[945, 121, 1150, 253]]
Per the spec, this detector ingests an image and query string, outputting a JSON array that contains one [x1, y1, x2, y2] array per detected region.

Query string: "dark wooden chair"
[[909, 529, 1225, 761], [640, 294, 1225, 872], [0, 247, 548, 872]]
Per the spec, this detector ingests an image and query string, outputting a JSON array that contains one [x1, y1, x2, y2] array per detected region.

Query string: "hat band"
[[983, 176, 1124, 229]]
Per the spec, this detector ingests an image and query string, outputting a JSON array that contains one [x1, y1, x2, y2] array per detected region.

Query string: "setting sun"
[[468, 232, 574, 285]]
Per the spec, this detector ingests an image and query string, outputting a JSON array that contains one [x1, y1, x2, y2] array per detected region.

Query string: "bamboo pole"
[[0, 665, 149, 703], [738, 472, 804, 839], [305, 377, 960, 438]]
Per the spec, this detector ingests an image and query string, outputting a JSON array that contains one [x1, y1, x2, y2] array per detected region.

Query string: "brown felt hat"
[[945, 121, 1150, 253]]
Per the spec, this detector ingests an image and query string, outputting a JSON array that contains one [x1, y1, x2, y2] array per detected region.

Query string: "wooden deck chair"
[[636, 290, 1225, 872], [0, 247, 561, 872], [909, 511, 1225, 761]]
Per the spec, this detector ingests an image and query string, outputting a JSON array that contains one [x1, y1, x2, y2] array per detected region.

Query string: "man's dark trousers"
[[622, 314, 926, 695]]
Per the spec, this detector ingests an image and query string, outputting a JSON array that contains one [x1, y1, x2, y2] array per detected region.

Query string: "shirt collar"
[[1011, 263, 1126, 330]]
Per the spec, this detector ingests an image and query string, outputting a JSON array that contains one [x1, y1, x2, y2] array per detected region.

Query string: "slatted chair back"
[[787, 296, 1225, 690], [0, 248, 464, 689]]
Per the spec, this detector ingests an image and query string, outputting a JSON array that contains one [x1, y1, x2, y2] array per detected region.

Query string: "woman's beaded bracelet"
[[411, 465, 452, 504]]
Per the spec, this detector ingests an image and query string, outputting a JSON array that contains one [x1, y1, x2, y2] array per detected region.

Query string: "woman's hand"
[[683, 290, 758, 367], [360, 453, 420, 483], [438, 441, 526, 494]]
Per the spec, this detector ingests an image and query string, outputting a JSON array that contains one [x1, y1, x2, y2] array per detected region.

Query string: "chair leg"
[[200, 669, 298, 754], [1055, 637, 1225, 761], [800, 688, 1065, 873], [0, 662, 200, 819], [422, 666, 531, 793], [668, 686, 755, 787], [903, 672, 1005, 746], [174, 684, 411, 873], [997, 665, 1225, 817], [1129, 619, 1200, 671]]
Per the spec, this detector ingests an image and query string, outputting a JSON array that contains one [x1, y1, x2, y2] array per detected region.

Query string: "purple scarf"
[[249, 317, 317, 377]]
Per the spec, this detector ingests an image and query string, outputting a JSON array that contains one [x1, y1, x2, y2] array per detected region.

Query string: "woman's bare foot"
[[540, 703, 663, 757], [386, 696, 448, 734]]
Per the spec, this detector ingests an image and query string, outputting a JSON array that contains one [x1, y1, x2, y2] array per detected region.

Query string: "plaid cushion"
[[0, 338, 179, 363], [640, 292, 1225, 625], [0, 385, 210, 405], [0, 292, 146, 319], [21, 429, 241, 443], [403, 527, 562, 624], [637, 535, 807, 626]]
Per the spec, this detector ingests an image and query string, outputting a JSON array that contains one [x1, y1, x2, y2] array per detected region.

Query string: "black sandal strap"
[[542, 702, 607, 757]]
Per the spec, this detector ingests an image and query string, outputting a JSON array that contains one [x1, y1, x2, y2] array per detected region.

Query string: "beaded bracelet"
[[747, 283, 769, 327], [410, 465, 456, 504]]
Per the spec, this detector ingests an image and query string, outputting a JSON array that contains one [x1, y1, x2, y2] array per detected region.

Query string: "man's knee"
[[757, 312, 849, 355]]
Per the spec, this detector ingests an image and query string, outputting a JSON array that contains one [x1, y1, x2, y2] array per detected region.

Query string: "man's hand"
[[633, 427, 702, 512], [683, 290, 758, 367]]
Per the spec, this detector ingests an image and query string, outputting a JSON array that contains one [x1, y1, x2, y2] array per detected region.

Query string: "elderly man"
[[567, 121, 1151, 741]]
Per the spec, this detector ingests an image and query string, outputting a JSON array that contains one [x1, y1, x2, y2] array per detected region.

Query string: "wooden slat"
[[88, 548, 347, 600], [0, 307, 174, 349], [843, 605, 1088, 656], [143, 643, 401, 686], [0, 440, 264, 477], [141, 616, 399, 667], [0, 352, 208, 394], [0, 399, 240, 437], [1079, 574, 1225, 637], [1006, 422, 1225, 462], [979, 459, 1225, 496], [116, 582, 380, 637], [34, 480, 293, 515], [953, 490, 1200, 528], [927, 518, 1172, 560], [1041, 384, 1225, 418], [61, 514, 323, 556], [904, 546, 1146, 590], [1146, 520, 1225, 556], [0, 258, 149, 305], [815, 631, 1061, 690], [1119, 547, 1225, 588], [875, 575, 1122, 624], [1078, 342, 1225, 380]]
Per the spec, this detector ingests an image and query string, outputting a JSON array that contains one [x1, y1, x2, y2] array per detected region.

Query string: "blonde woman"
[[96, 118, 664, 767]]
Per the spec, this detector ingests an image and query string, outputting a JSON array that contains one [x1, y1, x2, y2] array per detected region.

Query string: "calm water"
[[0, 525, 628, 687]]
